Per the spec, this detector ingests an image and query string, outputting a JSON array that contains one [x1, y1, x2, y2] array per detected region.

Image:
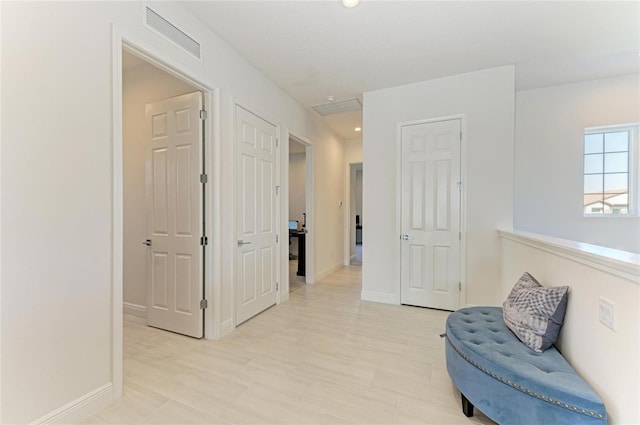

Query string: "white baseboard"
[[313, 263, 343, 283], [123, 302, 146, 318], [220, 318, 234, 338], [32, 383, 113, 425], [361, 290, 400, 305]]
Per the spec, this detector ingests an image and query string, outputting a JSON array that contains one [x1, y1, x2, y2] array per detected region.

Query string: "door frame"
[[395, 115, 468, 308], [286, 133, 315, 292], [232, 100, 283, 323], [111, 26, 220, 399]]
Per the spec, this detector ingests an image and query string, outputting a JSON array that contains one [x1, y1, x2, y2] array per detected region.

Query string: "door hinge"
[[457, 181, 463, 192], [459, 282, 462, 291], [200, 173, 208, 184], [276, 282, 279, 291], [276, 138, 279, 147], [460, 131, 462, 141], [200, 299, 208, 309], [200, 236, 208, 246], [459, 232, 461, 241], [276, 186, 280, 195], [199, 110, 208, 120], [276, 234, 279, 243]]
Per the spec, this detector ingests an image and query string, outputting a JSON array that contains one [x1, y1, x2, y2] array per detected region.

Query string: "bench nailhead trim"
[[445, 336, 606, 419]]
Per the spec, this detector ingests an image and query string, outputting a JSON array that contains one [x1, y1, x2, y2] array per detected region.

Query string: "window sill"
[[583, 214, 639, 218]]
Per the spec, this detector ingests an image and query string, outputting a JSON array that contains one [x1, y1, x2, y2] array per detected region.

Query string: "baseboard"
[[220, 318, 234, 338], [32, 383, 113, 425], [361, 290, 400, 305], [123, 302, 146, 318], [279, 288, 290, 303], [313, 263, 343, 283]]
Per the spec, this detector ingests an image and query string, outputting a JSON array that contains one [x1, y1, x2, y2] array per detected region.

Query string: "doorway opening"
[[113, 33, 217, 398], [348, 162, 363, 266], [288, 135, 313, 293], [121, 49, 204, 335]]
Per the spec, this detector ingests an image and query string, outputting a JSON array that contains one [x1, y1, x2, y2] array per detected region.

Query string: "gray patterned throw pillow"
[[503, 272, 569, 352]]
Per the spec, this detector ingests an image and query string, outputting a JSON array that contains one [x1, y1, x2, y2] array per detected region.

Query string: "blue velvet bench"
[[444, 306, 607, 424]]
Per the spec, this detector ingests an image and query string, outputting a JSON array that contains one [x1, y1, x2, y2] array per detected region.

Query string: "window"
[[584, 124, 638, 216]]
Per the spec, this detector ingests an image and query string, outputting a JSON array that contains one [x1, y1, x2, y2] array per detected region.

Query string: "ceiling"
[[183, 1, 640, 140]]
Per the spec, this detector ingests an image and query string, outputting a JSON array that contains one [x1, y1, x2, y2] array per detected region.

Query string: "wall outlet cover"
[[598, 297, 615, 331]]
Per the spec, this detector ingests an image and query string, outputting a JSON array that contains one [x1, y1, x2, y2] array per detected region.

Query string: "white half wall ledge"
[[498, 229, 640, 283]]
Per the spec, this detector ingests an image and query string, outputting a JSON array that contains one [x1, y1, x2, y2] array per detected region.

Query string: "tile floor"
[[289, 258, 306, 293], [82, 266, 493, 425], [350, 245, 362, 267]]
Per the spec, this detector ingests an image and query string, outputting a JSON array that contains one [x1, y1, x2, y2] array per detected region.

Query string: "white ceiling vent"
[[312, 98, 362, 116], [145, 7, 201, 60]]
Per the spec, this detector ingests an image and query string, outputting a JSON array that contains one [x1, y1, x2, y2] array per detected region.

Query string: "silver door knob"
[[237, 240, 251, 246], [400, 234, 414, 240], [142, 239, 152, 246]]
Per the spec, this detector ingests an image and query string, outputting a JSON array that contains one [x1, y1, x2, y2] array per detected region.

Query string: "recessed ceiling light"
[[343, 0, 360, 8], [354, 127, 362, 132]]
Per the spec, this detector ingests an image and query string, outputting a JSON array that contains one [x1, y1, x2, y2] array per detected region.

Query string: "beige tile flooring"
[[83, 266, 494, 425], [289, 259, 306, 293], [350, 245, 362, 267]]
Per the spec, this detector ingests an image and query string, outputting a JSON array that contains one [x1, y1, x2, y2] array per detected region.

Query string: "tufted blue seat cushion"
[[445, 306, 607, 424]]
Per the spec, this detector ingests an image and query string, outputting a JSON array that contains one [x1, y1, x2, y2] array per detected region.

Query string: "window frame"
[[583, 123, 639, 217]]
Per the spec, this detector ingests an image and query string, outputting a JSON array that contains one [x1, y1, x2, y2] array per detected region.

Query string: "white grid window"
[[584, 124, 638, 216]]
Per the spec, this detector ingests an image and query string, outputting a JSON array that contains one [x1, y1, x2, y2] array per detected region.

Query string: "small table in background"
[[289, 230, 306, 276]]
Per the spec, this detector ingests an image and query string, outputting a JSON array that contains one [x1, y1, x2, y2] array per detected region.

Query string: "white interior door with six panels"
[[400, 118, 461, 311], [145, 91, 204, 338], [235, 105, 278, 325]]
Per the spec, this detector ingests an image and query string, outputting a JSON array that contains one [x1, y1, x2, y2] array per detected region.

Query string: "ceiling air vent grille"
[[145, 7, 201, 60], [312, 98, 362, 116]]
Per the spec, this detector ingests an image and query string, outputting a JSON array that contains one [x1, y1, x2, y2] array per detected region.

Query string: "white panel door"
[[145, 91, 204, 338], [400, 119, 461, 310], [235, 106, 278, 325]]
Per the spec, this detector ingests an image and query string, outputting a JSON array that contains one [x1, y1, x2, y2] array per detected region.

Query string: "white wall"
[[1, 2, 344, 422], [123, 59, 196, 312], [515, 74, 640, 253], [362, 66, 515, 305], [288, 152, 305, 255], [499, 231, 639, 425], [311, 135, 346, 280], [343, 138, 363, 163], [288, 153, 306, 226]]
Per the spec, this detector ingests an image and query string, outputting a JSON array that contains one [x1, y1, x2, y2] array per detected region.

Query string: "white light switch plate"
[[599, 297, 615, 330]]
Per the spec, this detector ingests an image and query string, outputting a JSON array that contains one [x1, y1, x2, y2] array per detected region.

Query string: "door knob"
[[142, 239, 152, 246], [237, 240, 252, 246], [400, 234, 414, 240]]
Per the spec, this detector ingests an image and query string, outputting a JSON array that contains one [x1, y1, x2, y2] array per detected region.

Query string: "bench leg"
[[461, 393, 474, 417]]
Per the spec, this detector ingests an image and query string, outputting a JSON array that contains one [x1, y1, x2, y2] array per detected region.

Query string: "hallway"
[[85, 266, 492, 424]]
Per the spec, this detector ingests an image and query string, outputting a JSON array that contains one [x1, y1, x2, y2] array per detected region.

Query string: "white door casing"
[[145, 91, 204, 338], [235, 105, 278, 325], [400, 119, 461, 310]]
